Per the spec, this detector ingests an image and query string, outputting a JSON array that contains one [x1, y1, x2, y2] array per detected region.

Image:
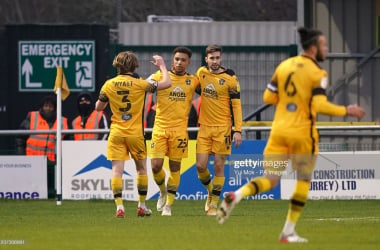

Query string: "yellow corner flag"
[[54, 66, 70, 100]]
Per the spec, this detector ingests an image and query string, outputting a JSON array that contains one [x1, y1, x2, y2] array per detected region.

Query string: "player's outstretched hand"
[[346, 104, 365, 119]]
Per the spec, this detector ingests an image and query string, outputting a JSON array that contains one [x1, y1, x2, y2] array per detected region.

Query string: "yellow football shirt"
[[264, 55, 346, 135], [99, 73, 157, 137], [149, 70, 199, 129], [196, 66, 242, 131]]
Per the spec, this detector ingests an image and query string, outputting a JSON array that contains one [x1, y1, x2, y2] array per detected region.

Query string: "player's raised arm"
[[151, 55, 171, 90]]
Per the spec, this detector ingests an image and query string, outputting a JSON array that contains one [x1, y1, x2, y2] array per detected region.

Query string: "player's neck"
[[301, 51, 316, 61], [208, 67, 224, 74], [170, 69, 186, 76]]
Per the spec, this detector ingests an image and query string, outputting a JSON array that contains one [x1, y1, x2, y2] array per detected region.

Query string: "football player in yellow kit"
[[95, 51, 171, 218], [149, 47, 199, 216], [195, 44, 243, 216], [217, 27, 365, 243]]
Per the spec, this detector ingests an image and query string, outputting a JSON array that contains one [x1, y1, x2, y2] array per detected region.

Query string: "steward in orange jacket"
[[16, 95, 70, 162], [188, 96, 201, 139], [72, 92, 108, 140], [15, 95, 71, 198]]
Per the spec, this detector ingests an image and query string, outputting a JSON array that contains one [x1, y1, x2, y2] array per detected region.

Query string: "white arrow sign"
[[22, 59, 42, 88]]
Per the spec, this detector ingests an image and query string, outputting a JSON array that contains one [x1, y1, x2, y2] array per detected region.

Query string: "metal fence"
[[2, 124, 380, 154]]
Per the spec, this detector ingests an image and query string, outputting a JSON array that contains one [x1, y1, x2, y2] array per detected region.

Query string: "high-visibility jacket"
[[26, 111, 68, 162], [72, 110, 104, 140], [144, 93, 155, 128], [192, 97, 202, 126], [151, 104, 156, 112]]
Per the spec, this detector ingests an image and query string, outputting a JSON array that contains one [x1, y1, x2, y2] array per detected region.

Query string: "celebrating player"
[[95, 51, 171, 218], [149, 46, 199, 216], [196, 44, 243, 216]]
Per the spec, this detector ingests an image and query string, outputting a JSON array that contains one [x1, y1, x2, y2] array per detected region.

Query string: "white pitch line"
[[308, 217, 380, 222]]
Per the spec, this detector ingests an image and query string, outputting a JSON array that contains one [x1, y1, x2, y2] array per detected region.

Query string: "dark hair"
[[173, 46, 192, 58], [112, 51, 139, 74], [41, 95, 56, 110], [298, 27, 323, 50], [205, 44, 222, 55]]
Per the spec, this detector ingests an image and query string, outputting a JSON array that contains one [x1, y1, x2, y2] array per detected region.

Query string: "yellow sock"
[[197, 169, 212, 192], [210, 176, 225, 205], [167, 170, 180, 206], [137, 174, 148, 203], [286, 180, 310, 223], [153, 168, 166, 192], [240, 177, 272, 197], [111, 177, 123, 207]]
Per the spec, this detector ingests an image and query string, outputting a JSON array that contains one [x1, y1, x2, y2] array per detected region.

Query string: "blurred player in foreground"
[[95, 51, 171, 218], [216, 27, 365, 243]]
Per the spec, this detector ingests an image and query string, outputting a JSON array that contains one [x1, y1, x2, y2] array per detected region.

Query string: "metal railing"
[[2, 124, 380, 154], [2, 123, 380, 136], [326, 45, 380, 97], [243, 103, 272, 139]]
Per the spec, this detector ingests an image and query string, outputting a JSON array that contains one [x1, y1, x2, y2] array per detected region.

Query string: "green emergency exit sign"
[[18, 41, 95, 92]]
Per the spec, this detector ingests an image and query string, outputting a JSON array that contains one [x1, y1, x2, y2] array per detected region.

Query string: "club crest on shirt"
[[185, 79, 191, 85], [219, 79, 225, 85]]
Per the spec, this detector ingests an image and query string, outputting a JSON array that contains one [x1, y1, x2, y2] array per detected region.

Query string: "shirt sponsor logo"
[[169, 86, 186, 101], [203, 84, 218, 99], [286, 102, 297, 112], [121, 113, 132, 120]]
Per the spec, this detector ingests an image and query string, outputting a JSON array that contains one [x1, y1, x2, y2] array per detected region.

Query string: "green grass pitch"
[[1, 199, 380, 249]]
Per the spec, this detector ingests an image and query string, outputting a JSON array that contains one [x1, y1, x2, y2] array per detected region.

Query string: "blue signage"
[[152, 140, 281, 201]]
